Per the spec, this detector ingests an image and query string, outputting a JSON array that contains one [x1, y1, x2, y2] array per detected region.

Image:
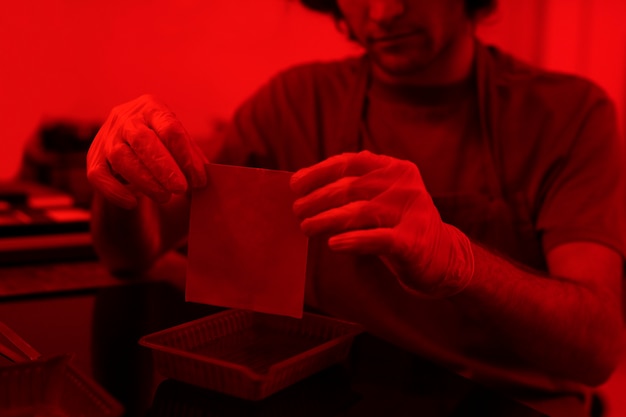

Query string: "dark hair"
[[300, 0, 497, 20]]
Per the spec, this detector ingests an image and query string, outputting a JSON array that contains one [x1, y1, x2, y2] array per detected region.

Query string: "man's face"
[[336, 0, 472, 78]]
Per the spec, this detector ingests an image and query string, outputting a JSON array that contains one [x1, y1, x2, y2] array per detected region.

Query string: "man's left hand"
[[290, 151, 474, 297]]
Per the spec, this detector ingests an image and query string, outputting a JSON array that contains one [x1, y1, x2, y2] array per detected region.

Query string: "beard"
[[366, 31, 462, 83], [367, 31, 438, 76]]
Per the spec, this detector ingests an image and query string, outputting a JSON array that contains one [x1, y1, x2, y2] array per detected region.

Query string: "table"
[[0, 254, 555, 417]]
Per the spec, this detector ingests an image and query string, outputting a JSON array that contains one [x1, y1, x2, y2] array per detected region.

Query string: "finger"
[[189, 138, 210, 187], [87, 163, 138, 209], [108, 143, 171, 204], [293, 175, 389, 220], [328, 228, 396, 255], [300, 200, 399, 236], [146, 110, 207, 188], [290, 151, 391, 196], [123, 119, 188, 193]]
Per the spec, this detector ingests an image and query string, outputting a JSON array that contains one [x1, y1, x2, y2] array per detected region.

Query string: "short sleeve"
[[537, 91, 626, 258], [198, 58, 365, 173]]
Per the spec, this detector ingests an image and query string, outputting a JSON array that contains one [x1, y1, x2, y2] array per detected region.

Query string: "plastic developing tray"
[[139, 309, 364, 401], [0, 322, 124, 417]]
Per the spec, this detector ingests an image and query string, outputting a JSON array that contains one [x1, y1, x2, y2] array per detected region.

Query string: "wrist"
[[383, 223, 474, 298], [432, 224, 474, 297]]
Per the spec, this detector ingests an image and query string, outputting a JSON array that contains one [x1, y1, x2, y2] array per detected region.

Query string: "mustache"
[[366, 29, 426, 43]]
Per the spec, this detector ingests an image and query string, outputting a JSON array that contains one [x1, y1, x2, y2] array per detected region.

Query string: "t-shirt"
[[213, 44, 625, 262], [208, 41, 626, 413], [364, 72, 484, 197]]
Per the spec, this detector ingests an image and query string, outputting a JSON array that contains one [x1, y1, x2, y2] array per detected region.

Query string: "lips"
[[371, 32, 416, 42]]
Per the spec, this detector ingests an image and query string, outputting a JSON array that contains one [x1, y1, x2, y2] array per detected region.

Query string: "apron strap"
[[326, 43, 506, 205], [475, 42, 506, 201], [325, 57, 370, 157]]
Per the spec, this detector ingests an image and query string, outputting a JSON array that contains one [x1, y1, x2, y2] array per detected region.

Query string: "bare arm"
[[87, 95, 208, 273], [290, 151, 624, 386], [453, 241, 623, 386]]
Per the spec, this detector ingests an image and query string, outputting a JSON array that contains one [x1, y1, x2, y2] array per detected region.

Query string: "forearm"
[[90, 192, 191, 274], [452, 242, 623, 386]]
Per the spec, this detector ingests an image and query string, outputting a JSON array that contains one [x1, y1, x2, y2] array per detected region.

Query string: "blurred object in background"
[[0, 181, 94, 265], [1, 120, 99, 265], [19, 120, 101, 208]]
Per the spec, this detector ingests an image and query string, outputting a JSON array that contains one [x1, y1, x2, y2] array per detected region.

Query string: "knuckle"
[[120, 119, 146, 142], [109, 103, 124, 116], [147, 103, 176, 122], [89, 122, 106, 142], [292, 200, 304, 218], [103, 109, 122, 133], [87, 166, 112, 188], [135, 94, 164, 113], [119, 122, 133, 139], [112, 97, 142, 116], [86, 143, 98, 161], [111, 141, 127, 152], [379, 154, 397, 166], [403, 159, 418, 172], [153, 116, 185, 144], [353, 200, 371, 218], [135, 95, 170, 121], [353, 176, 380, 200], [109, 94, 160, 124], [343, 178, 361, 201], [365, 201, 381, 220], [159, 118, 185, 138], [86, 168, 100, 184], [360, 150, 381, 164], [108, 142, 128, 162], [138, 93, 157, 103]]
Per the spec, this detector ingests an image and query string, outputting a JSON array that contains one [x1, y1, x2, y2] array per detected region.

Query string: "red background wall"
[[1, 0, 625, 180], [0, 1, 625, 414]]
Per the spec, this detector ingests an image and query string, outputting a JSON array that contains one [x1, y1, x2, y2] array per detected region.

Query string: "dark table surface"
[[0, 254, 550, 417]]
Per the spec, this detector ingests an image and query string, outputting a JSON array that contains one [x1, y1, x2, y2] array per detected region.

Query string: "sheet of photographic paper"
[[186, 164, 308, 318]]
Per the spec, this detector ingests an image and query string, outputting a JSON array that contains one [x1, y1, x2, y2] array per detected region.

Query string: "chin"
[[373, 54, 434, 79]]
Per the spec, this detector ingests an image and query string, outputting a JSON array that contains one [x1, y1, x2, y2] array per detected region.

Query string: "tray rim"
[[61, 361, 126, 417], [0, 351, 124, 417], [138, 309, 364, 381]]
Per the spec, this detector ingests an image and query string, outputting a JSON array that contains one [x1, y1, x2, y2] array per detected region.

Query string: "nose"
[[368, 0, 405, 25]]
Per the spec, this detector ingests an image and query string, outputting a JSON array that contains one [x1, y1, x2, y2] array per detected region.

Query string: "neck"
[[372, 31, 477, 87]]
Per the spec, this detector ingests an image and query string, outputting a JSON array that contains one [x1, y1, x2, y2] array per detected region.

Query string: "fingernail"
[[119, 197, 138, 210], [173, 182, 188, 193], [167, 171, 188, 193], [169, 185, 186, 195], [292, 200, 304, 219], [299, 220, 314, 236], [290, 170, 305, 188], [328, 236, 351, 251], [155, 193, 172, 204]]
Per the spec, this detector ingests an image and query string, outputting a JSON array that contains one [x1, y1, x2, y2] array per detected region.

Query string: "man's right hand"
[[87, 94, 208, 209]]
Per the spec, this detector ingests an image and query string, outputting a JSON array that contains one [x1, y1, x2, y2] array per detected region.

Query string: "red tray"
[[0, 357, 126, 417], [139, 309, 363, 400], [0, 322, 124, 417]]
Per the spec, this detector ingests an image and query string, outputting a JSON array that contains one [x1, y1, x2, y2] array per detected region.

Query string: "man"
[[87, 1, 625, 415]]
